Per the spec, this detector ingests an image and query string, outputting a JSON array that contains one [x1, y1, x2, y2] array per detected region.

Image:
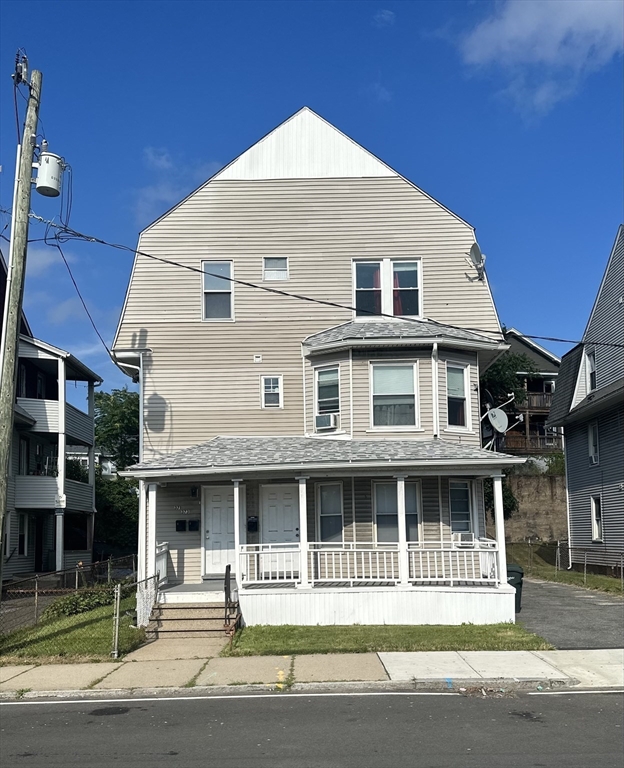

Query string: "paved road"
[[518, 579, 624, 649], [1, 692, 622, 767]]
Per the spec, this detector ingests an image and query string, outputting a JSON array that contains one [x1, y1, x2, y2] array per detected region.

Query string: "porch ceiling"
[[123, 436, 523, 480]]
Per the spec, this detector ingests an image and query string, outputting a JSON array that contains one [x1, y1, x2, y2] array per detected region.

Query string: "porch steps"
[[147, 602, 241, 639]]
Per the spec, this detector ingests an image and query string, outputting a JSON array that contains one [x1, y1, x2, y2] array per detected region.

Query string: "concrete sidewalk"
[[0, 648, 622, 698]]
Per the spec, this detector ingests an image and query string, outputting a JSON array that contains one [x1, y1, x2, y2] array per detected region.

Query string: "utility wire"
[[3, 206, 623, 351]]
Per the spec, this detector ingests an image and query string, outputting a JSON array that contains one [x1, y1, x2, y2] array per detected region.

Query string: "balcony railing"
[[16, 398, 93, 445], [65, 403, 94, 445], [239, 541, 500, 589], [525, 392, 553, 410], [503, 432, 563, 453]]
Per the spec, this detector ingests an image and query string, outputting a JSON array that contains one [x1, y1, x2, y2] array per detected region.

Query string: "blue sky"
[[1, 0, 622, 399]]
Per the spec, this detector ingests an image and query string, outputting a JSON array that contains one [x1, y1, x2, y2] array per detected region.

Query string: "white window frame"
[[373, 481, 399, 544], [588, 422, 599, 465], [201, 260, 234, 321], [353, 258, 422, 319], [369, 360, 420, 431], [449, 479, 474, 534], [315, 481, 344, 544], [3, 511, 10, 557], [18, 513, 28, 557], [263, 257, 289, 281], [260, 375, 283, 409], [372, 480, 422, 544], [315, 365, 341, 422], [586, 350, 596, 392], [590, 495, 603, 542], [445, 361, 472, 432]]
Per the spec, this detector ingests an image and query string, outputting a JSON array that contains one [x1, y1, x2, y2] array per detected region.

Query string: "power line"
[[3, 206, 624, 351]]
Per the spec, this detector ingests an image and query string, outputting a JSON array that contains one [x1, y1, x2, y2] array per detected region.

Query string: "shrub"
[[42, 584, 133, 620]]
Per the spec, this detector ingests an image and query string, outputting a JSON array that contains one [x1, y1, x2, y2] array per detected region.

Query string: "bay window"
[[447, 364, 468, 428]]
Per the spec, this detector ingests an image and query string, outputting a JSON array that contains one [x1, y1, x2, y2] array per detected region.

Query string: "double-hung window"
[[588, 422, 599, 465], [374, 482, 420, 543], [371, 363, 417, 427], [450, 481, 472, 533], [263, 257, 288, 281], [591, 496, 603, 541], [447, 364, 468, 428], [586, 350, 597, 391], [202, 261, 233, 320], [354, 259, 420, 317], [316, 367, 340, 421], [261, 376, 283, 408], [317, 483, 343, 543]]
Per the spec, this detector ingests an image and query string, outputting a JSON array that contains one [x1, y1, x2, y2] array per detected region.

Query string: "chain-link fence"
[[0, 556, 148, 659], [111, 575, 159, 658], [506, 541, 624, 592]]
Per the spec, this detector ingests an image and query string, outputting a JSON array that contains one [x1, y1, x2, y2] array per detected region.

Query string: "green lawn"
[[506, 543, 623, 596], [0, 597, 144, 663], [223, 623, 552, 657]]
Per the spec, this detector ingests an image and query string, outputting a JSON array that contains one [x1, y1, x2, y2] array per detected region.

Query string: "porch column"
[[492, 475, 508, 585], [396, 475, 409, 585], [87, 381, 96, 505], [54, 509, 64, 571], [297, 476, 309, 588], [146, 483, 157, 579], [57, 358, 66, 508], [232, 479, 242, 588], [137, 480, 146, 581]]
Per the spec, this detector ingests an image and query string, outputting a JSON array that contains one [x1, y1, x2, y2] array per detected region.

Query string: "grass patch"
[[507, 543, 623, 596], [0, 597, 144, 662], [222, 623, 552, 657]]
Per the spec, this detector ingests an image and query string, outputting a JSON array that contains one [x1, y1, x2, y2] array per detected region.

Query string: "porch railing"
[[239, 543, 301, 585], [238, 540, 500, 588], [155, 541, 169, 586]]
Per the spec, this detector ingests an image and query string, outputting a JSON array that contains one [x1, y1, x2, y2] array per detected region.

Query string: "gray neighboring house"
[[548, 225, 624, 571]]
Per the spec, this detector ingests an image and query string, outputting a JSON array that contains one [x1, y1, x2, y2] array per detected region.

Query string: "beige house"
[[114, 108, 522, 625]]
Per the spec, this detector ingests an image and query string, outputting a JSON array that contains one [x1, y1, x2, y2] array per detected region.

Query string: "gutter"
[[303, 338, 508, 356]]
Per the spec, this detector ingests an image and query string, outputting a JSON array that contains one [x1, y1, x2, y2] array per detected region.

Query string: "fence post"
[[555, 543, 560, 574], [111, 583, 121, 659], [75, 566, 79, 592], [621, 554, 623, 594], [583, 552, 587, 585], [108, 557, 112, 583], [528, 541, 533, 574], [34, 576, 39, 625]]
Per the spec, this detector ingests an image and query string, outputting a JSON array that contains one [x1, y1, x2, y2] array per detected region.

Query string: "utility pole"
[[0, 69, 42, 589]]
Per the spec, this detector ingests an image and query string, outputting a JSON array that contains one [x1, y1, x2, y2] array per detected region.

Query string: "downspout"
[[431, 342, 439, 438], [563, 430, 573, 569]]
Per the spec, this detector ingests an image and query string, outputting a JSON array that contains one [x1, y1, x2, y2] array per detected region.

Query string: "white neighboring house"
[[66, 446, 117, 479], [113, 108, 524, 626]]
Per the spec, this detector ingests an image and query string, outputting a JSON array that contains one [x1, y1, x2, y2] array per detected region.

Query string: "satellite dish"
[[468, 243, 486, 280], [487, 408, 509, 433]]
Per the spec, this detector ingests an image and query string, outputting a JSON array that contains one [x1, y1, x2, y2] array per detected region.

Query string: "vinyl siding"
[[565, 403, 624, 566], [115, 176, 500, 459], [155, 483, 203, 584]]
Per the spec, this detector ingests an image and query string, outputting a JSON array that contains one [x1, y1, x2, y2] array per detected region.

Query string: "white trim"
[[314, 364, 341, 431], [590, 494, 603, 542], [301, 353, 307, 435], [201, 259, 235, 322], [431, 343, 439, 438], [369, 359, 420, 431], [492, 476, 507, 581], [445, 360, 472, 432], [315, 481, 344, 543], [352, 258, 423, 320], [448, 478, 473, 534], [137, 480, 146, 581], [260, 375, 284, 409], [298, 478, 309, 587], [146, 483, 157, 579]]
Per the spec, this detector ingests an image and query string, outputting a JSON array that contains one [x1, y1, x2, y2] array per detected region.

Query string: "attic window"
[[587, 351, 596, 391], [263, 257, 288, 281]]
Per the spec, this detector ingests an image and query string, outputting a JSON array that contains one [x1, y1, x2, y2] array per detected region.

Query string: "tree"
[[94, 387, 139, 470], [480, 351, 538, 410], [483, 476, 518, 521]]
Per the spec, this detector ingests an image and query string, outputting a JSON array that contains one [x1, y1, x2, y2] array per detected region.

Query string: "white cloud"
[[373, 9, 395, 28], [460, 0, 624, 114], [143, 147, 173, 170], [47, 297, 84, 325], [25, 245, 74, 277]]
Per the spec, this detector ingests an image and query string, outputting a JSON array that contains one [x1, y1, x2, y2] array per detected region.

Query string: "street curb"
[[0, 676, 579, 701]]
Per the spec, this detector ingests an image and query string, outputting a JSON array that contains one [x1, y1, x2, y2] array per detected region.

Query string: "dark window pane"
[[65, 514, 88, 550], [320, 515, 342, 542], [448, 398, 465, 426], [393, 263, 418, 288], [264, 392, 280, 407], [204, 293, 231, 319], [377, 514, 398, 542], [406, 513, 419, 542], [393, 289, 419, 316], [356, 263, 380, 289], [373, 395, 415, 426], [356, 289, 382, 316]]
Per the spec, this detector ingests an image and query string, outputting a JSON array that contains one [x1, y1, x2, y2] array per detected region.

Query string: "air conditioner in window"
[[452, 532, 475, 547], [315, 413, 339, 431], [590, 455, 599, 465]]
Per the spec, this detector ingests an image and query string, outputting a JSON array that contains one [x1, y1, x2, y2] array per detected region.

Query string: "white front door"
[[203, 486, 235, 576], [260, 484, 299, 543]]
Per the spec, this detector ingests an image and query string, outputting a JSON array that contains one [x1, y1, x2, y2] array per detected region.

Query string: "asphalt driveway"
[[517, 578, 624, 649]]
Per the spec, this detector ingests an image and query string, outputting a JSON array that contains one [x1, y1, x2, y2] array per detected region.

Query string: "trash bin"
[[507, 563, 524, 613]]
